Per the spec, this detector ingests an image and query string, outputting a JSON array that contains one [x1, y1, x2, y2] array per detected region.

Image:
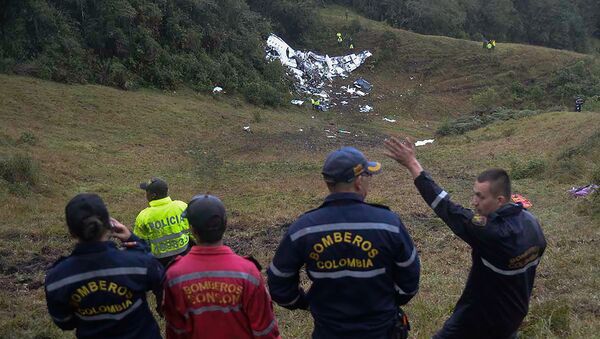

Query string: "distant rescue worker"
[[575, 96, 584, 112], [491, 39, 497, 49], [135, 177, 191, 266], [336, 32, 343, 43], [348, 37, 354, 50], [384, 137, 547, 339], [268, 147, 420, 339], [163, 194, 280, 338], [45, 193, 164, 339]]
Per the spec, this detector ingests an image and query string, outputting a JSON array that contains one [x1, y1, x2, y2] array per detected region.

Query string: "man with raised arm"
[[384, 137, 547, 339]]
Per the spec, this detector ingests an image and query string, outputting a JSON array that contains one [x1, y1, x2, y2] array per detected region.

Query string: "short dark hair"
[[477, 168, 511, 198], [192, 216, 226, 243]]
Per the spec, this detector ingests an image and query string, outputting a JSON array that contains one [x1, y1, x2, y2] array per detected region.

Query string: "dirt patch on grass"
[[0, 244, 66, 291]]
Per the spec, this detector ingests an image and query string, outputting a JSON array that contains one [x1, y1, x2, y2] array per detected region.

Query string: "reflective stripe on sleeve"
[[394, 284, 418, 295], [277, 294, 301, 307], [481, 257, 541, 276], [268, 263, 296, 278], [308, 268, 386, 279], [46, 267, 148, 292], [396, 247, 417, 267], [75, 299, 142, 321], [168, 271, 259, 287], [431, 191, 448, 209], [290, 222, 399, 241], [51, 314, 73, 323], [184, 305, 241, 318], [253, 318, 277, 337]]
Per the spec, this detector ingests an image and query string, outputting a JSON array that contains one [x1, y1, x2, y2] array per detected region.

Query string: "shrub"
[[0, 154, 39, 186], [18, 131, 36, 146], [471, 88, 500, 112], [511, 158, 546, 179]]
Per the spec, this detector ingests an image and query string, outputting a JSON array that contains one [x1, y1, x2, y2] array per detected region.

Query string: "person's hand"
[[109, 217, 132, 242], [384, 136, 424, 179]]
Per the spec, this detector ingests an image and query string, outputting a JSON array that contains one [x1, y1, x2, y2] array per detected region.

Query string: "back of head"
[[65, 193, 111, 242], [477, 168, 511, 198], [183, 194, 227, 244], [322, 146, 381, 190], [139, 177, 169, 200]]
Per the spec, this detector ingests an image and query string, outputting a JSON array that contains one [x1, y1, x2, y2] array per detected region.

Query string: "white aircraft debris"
[[383, 117, 396, 123], [415, 139, 434, 147], [266, 34, 372, 108], [359, 105, 373, 113]]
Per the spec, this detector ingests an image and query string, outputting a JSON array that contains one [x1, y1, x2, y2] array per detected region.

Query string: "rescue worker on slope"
[[135, 177, 191, 267], [268, 146, 420, 339], [163, 194, 280, 338], [45, 193, 163, 339], [384, 137, 547, 339]]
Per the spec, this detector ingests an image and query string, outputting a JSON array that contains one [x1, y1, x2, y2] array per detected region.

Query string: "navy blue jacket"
[[415, 172, 546, 339], [45, 235, 164, 339], [268, 192, 420, 339]]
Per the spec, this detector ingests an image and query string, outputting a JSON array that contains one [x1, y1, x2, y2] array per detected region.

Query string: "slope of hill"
[[1, 7, 599, 338]]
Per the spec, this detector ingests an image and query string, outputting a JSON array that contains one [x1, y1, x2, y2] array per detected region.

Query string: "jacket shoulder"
[[365, 202, 391, 211]]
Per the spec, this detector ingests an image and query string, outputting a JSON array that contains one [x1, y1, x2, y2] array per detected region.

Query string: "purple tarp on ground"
[[568, 184, 599, 197]]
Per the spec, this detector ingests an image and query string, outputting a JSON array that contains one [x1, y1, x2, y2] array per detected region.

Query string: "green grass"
[[1, 7, 599, 338]]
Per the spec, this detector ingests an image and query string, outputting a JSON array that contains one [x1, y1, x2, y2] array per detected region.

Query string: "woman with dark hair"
[[45, 193, 164, 338]]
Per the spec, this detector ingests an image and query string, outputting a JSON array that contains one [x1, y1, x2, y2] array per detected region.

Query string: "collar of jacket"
[[189, 245, 234, 256], [323, 192, 365, 204], [72, 241, 116, 255], [149, 196, 172, 207], [489, 202, 523, 220]]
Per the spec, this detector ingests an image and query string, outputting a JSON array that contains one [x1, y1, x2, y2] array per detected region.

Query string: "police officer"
[[268, 146, 420, 339], [45, 193, 163, 338], [163, 194, 280, 338], [384, 137, 547, 339], [135, 177, 191, 266]]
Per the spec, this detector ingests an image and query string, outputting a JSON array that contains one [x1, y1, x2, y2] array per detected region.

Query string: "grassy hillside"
[[1, 73, 599, 338], [1, 7, 599, 339]]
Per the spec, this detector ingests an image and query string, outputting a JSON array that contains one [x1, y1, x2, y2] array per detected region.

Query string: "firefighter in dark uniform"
[[384, 137, 547, 339], [45, 193, 164, 339], [268, 146, 420, 339]]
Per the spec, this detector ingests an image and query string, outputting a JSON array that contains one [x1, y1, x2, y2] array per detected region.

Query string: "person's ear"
[[354, 175, 363, 191], [497, 195, 508, 205]]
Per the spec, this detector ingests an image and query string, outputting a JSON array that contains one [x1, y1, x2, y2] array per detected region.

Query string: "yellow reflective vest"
[[134, 197, 190, 259]]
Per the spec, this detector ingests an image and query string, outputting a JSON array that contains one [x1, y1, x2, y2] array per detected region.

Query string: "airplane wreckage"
[[265, 34, 373, 111]]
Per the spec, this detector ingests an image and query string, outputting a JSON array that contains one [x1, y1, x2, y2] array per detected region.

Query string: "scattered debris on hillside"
[[383, 117, 397, 123], [568, 184, 598, 197], [265, 34, 372, 111], [291, 100, 304, 106], [415, 139, 434, 146], [359, 105, 373, 113], [213, 86, 223, 94]]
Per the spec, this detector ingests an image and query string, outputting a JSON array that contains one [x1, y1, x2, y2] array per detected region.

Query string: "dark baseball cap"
[[139, 177, 168, 196], [322, 146, 381, 183], [182, 194, 227, 229], [65, 193, 110, 231]]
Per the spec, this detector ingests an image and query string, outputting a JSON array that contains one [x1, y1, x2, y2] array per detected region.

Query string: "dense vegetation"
[[326, 0, 600, 53], [0, 0, 324, 105]]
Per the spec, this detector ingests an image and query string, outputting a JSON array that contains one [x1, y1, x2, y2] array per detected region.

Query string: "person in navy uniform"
[[45, 193, 164, 338], [268, 146, 420, 339], [384, 137, 547, 339]]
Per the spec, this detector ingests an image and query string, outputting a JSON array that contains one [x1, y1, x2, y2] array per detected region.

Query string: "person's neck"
[[195, 240, 224, 247]]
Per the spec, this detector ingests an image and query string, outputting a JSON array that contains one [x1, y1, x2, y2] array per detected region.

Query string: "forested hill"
[[1, 0, 599, 104], [0, 0, 324, 105], [324, 0, 600, 53]]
